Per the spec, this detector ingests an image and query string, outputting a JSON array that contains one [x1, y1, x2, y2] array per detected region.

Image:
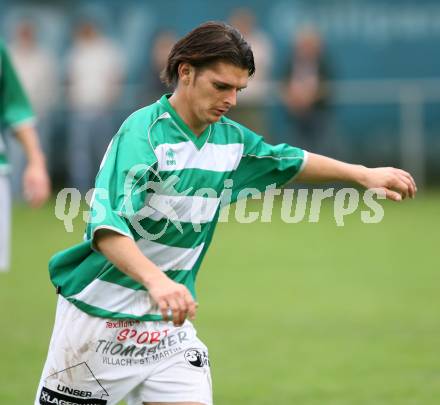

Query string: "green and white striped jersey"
[[0, 40, 34, 174], [50, 94, 307, 321]]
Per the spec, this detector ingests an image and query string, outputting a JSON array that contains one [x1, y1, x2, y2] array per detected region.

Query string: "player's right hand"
[[146, 273, 197, 326], [23, 161, 51, 208]]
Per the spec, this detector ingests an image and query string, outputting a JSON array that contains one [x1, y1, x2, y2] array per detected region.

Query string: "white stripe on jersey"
[[71, 279, 157, 317], [155, 142, 243, 172], [136, 193, 221, 224], [136, 239, 205, 271]]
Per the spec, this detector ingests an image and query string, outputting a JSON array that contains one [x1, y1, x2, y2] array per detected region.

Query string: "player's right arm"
[[87, 114, 197, 326], [0, 40, 50, 206], [13, 124, 50, 207], [94, 229, 196, 326]]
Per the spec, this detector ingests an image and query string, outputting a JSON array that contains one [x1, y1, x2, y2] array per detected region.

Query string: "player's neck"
[[168, 92, 208, 136]]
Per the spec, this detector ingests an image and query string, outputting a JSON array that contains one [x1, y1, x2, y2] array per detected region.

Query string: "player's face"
[[187, 62, 249, 125]]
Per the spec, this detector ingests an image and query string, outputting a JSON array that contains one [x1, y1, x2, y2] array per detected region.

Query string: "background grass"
[[0, 191, 438, 404]]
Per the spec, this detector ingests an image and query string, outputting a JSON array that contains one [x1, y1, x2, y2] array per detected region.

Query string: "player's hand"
[[23, 162, 51, 208], [358, 167, 417, 201], [145, 273, 197, 326]]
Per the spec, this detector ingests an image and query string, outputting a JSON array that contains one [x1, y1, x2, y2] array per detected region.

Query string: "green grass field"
[[0, 191, 438, 404]]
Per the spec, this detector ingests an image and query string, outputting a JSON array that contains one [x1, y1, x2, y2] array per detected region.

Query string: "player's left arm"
[[295, 152, 417, 201]]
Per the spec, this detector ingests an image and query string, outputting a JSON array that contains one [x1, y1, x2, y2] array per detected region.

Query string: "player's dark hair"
[[161, 21, 255, 88]]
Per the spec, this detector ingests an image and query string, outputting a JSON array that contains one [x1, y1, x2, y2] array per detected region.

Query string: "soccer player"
[[0, 39, 50, 272], [35, 22, 416, 405]]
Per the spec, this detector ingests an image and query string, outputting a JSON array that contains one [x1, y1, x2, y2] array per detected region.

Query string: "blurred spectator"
[[228, 8, 273, 137], [142, 30, 177, 104], [8, 19, 58, 198], [66, 20, 125, 192], [282, 27, 331, 153]]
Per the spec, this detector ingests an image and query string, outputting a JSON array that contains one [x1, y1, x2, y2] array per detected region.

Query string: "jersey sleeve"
[[85, 119, 158, 243], [0, 41, 34, 128], [231, 124, 307, 201]]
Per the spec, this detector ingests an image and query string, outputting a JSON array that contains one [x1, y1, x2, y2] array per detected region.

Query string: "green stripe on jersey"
[[50, 94, 306, 321], [68, 299, 164, 322], [98, 267, 196, 296], [157, 168, 231, 196], [98, 268, 146, 291]]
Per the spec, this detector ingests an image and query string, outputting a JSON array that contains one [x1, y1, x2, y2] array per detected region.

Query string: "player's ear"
[[177, 63, 192, 86]]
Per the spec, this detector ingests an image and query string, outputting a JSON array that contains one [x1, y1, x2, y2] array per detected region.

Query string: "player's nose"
[[225, 89, 237, 108]]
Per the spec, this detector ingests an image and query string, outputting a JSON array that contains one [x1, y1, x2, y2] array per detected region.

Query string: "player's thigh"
[[127, 345, 212, 405], [35, 297, 144, 404]]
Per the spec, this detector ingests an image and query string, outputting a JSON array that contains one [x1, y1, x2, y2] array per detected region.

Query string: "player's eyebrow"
[[214, 80, 247, 91]]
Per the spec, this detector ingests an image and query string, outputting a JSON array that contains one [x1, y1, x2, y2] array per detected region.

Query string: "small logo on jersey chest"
[[166, 148, 176, 166]]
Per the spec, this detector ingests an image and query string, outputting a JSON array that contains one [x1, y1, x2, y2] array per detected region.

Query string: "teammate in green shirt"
[[36, 22, 416, 405], [0, 40, 50, 272]]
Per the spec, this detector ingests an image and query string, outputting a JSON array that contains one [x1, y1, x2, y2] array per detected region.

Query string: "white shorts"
[[35, 296, 212, 405], [0, 176, 11, 272]]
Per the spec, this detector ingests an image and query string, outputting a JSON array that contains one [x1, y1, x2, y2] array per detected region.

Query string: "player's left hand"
[[359, 167, 417, 201], [23, 162, 51, 208]]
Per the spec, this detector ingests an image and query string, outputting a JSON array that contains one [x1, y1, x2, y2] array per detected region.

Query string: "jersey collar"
[[158, 94, 212, 150]]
